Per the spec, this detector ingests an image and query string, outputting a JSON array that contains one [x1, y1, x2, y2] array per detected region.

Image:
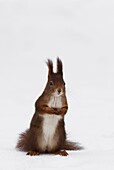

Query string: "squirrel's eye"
[[49, 81, 53, 87]]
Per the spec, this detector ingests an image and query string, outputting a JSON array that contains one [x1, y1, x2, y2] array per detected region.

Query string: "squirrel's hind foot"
[[54, 150, 68, 156], [26, 151, 40, 156], [26, 150, 68, 156]]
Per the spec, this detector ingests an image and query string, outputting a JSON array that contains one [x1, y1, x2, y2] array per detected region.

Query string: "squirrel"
[[16, 58, 82, 156]]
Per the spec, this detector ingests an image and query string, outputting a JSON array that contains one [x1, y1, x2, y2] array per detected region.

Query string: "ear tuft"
[[57, 57, 63, 75], [46, 59, 53, 75]]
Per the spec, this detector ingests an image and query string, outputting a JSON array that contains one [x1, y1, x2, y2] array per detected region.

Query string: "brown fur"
[[16, 58, 82, 155]]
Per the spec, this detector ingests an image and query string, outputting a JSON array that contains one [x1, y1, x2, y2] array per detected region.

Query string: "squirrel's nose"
[[58, 88, 61, 94]]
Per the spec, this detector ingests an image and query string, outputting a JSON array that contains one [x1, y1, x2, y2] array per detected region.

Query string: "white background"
[[0, 0, 114, 169]]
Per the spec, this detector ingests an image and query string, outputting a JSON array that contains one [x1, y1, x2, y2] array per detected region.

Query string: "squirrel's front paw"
[[52, 108, 61, 115]]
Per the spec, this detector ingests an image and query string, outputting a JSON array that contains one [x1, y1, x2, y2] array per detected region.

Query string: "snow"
[[0, 0, 114, 169]]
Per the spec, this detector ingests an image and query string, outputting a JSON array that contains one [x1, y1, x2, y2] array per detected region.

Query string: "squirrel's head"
[[45, 58, 66, 97]]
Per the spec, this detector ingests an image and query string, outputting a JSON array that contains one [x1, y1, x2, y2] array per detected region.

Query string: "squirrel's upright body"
[[16, 58, 82, 156]]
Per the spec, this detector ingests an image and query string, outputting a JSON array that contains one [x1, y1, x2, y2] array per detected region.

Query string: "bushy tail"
[[16, 130, 83, 152], [62, 140, 83, 151], [16, 129, 30, 152]]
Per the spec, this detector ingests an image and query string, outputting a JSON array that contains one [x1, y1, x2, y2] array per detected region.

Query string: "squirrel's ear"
[[57, 57, 63, 75], [46, 59, 53, 75]]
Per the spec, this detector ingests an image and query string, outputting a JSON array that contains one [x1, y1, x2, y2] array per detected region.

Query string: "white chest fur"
[[48, 96, 62, 108], [41, 114, 62, 151]]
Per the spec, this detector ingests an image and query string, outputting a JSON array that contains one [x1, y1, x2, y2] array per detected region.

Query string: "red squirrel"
[[16, 58, 82, 156]]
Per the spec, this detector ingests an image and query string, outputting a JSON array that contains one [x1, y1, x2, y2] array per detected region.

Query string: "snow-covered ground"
[[0, 0, 114, 169]]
